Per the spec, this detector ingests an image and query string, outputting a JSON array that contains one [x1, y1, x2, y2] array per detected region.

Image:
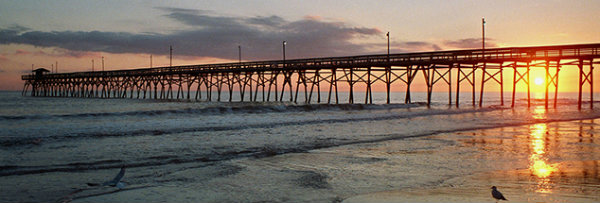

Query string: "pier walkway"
[[22, 43, 600, 109]]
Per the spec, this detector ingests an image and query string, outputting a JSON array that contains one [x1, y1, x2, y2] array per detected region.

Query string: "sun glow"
[[531, 160, 555, 178], [534, 77, 544, 85], [525, 69, 550, 95]]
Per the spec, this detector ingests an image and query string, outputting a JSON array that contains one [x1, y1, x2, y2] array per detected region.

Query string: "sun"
[[534, 77, 544, 85]]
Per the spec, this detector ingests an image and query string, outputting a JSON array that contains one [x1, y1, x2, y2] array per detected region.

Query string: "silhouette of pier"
[[22, 43, 600, 109]]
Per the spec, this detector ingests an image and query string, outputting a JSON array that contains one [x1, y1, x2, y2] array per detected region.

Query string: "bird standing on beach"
[[491, 186, 507, 202], [87, 167, 127, 189], [103, 167, 126, 189]]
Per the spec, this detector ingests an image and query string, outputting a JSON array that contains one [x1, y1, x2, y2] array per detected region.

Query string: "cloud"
[[365, 41, 443, 54], [9, 48, 99, 58], [0, 25, 29, 36], [15, 49, 31, 55], [246, 15, 286, 28], [444, 38, 497, 49], [163, 9, 240, 28], [155, 7, 204, 14], [41, 49, 101, 58], [0, 8, 384, 60], [303, 15, 323, 21], [402, 41, 443, 51]]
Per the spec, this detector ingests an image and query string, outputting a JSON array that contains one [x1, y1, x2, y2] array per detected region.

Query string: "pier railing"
[[22, 43, 600, 80], [21, 43, 600, 109]]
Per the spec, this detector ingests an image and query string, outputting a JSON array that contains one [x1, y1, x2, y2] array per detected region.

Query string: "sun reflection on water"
[[532, 106, 547, 120], [529, 122, 558, 194]]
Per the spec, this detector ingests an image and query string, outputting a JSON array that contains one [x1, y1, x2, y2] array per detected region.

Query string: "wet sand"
[[2, 117, 600, 202], [343, 119, 600, 203]]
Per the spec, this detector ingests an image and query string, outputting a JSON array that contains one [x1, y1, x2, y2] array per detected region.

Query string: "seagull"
[[491, 186, 507, 202], [87, 167, 126, 189]]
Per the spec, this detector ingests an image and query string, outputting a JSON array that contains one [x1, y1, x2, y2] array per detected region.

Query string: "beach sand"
[[2, 117, 599, 202]]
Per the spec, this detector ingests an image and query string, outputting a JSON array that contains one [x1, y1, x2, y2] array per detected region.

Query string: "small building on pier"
[[33, 68, 50, 79]]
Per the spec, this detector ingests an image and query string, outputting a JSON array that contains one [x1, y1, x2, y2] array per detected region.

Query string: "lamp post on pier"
[[387, 32, 390, 62], [283, 41, 287, 68], [482, 17, 485, 52], [386, 32, 391, 104]]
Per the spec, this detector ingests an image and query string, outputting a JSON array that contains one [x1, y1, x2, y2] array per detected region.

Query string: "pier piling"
[[22, 44, 600, 108]]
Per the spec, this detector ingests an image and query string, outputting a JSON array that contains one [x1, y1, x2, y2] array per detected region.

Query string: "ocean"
[[0, 90, 599, 202]]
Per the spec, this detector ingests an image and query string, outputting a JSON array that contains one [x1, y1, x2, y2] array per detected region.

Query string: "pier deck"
[[22, 43, 600, 109]]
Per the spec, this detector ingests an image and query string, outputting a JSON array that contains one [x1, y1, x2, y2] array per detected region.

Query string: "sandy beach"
[[4, 117, 598, 203]]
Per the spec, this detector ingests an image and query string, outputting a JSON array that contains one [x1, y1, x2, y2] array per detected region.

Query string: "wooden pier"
[[22, 43, 600, 109]]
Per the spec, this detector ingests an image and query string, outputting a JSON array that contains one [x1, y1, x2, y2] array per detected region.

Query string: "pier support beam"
[[578, 59, 594, 110], [511, 62, 531, 108], [456, 64, 477, 107], [479, 63, 504, 107], [19, 44, 600, 109], [280, 70, 294, 102], [405, 65, 419, 104], [422, 64, 452, 106], [327, 68, 339, 104], [544, 61, 560, 109]]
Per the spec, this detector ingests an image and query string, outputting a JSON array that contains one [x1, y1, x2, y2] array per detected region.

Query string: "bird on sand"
[[87, 167, 127, 189], [491, 186, 507, 202]]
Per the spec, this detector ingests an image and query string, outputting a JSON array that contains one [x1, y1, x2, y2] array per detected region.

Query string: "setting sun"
[[534, 77, 544, 85]]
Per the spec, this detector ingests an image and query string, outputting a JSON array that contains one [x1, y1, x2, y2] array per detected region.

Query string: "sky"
[[1, 0, 599, 91]]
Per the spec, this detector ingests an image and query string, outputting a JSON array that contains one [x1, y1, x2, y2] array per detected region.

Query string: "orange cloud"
[[304, 15, 323, 21], [15, 49, 31, 55]]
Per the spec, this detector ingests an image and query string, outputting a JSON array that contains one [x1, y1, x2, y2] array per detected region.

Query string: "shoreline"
[[67, 118, 600, 202], [1, 101, 600, 202]]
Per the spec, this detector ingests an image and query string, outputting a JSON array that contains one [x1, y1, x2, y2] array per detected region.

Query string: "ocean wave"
[[514, 97, 600, 105], [0, 102, 423, 121], [0, 105, 524, 148], [0, 144, 313, 176], [3, 105, 600, 176], [4, 111, 600, 177], [4, 99, 600, 148], [0, 105, 496, 147]]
